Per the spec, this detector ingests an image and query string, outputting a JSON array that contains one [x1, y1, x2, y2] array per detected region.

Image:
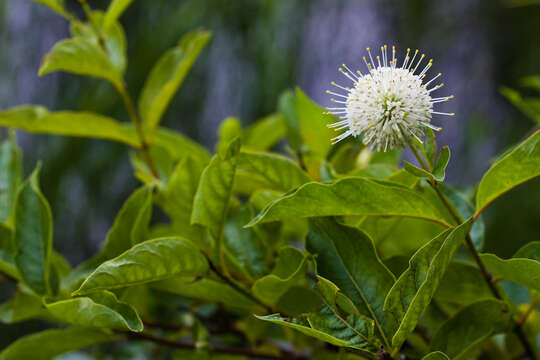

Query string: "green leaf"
[[296, 88, 335, 159], [306, 217, 396, 348], [278, 90, 302, 150], [75, 237, 209, 294], [435, 261, 493, 306], [46, 291, 142, 331], [192, 138, 241, 243], [139, 29, 211, 133], [152, 276, 262, 312], [244, 113, 286, 151], [0, 223, 18, 279], [476, 130, 540, 214], [13, 165, 53, 295], [0, 131, 22, 223], [0, 106, 138, 147], [403, 161, 433, 179], [383, 219, 474, 348], [0, 327, 114, 360], [101, 186, 153, 259], [34, 0, 68, 17], [433, 146, 450, 182], [480, 243, 540, 292], [0, 290, 48, 324], [216, 117, 243, 155], [255, 314, 366, 349], [70, 11, 127, 75], [424, 129, 437, 168], [0, 106, 211, 161], [224, 207, 267, 280], [104, 0, 134, 30], [39, 36, 123, 89], [431, 300, 512, 359], [237, 151, 311, 193], [501, 86, 540, 124], [156, 155, 207, 242], [308, 276, 377, 350], [247, 177, 452, 228], [422, 352, 449, 360], [252, 246, 309, 307]]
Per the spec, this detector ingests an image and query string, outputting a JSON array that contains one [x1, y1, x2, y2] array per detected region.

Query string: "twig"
[[125, 331, 311, 360], [116, 83, 160, 178]]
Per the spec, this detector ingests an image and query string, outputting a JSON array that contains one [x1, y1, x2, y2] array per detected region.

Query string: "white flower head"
[[326, 46, 454, 151]]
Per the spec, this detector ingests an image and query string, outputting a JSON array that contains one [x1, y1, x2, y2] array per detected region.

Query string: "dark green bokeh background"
[[0, 0, 539, 266]]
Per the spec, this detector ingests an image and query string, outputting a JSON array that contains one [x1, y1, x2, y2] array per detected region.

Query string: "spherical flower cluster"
[[326, 46, 454, 151]]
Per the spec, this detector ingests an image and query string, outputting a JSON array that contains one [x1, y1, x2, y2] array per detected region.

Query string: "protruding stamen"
[[402, 48, 411, 68], [376, 55, 381, 68], [363, 56, 371, 71], [408, 49, 419, 70], [367, 47, 375, 70], [432, 111, 455, 116], [339, 67, 357, 83], [424, 73, 442, 87], [412, 54, 425, 74], [331, 81, 351, 92], [418, 60, 433, 77], [392, 45, 396, 68], [342, 63, 359, 80], [326, 90, 348, 98]]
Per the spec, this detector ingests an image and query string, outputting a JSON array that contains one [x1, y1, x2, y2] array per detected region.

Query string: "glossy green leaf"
[[306, 217, 396, 348], [431, 300, 512, 359], [100, 186, 153, 260], [0, 327, 114, 360], [13, 165, 53, 295], [296, 88, 335, 158], [0, 106, 210, 161], [255, 314, 365, 349], [424, 129, 437, 167], [244, 113, 286, 151], [153, 276, 262, 312], [192, 138, 241, 242], [476, 130, 540, 214], [0, 106, 138, 147], [39, 36, 123, 89], [383, 219, 474, 348], [0, 131, 22, 223], [70, 11, 127, 75], [433, 146, 450, 182], [247, 177, 451, 228], [237, 151, 311, 193], [308, 276, 378, 350], [46, 291, 142, 331], [34, 0, 68, 17], [75, 237, 209, 294], [252, 246, 309, 307], [480, 243, 540, 292], [422, 352, 449, 360], [156, 155, 207, 242], [104, 0, 134, 30], [139, 29, 211, 133], [216, 117, 243, 156], [403, 160, 433, 179]]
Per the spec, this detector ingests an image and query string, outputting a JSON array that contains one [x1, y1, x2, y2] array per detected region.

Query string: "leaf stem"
[[407, 144, 538, 360], [116, 83, 160, 178], [76, 0, 107, 51], [125, 331, 311, 360]]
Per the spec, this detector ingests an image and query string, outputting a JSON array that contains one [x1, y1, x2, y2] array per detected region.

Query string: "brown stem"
[[77, 0, 107, 50], [408, 144, 538, 360], [126, 331, 310, 360], [116, 83, 160, 178]]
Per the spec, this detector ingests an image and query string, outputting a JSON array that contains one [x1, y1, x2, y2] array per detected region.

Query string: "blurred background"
[[0, 0, 539, 271]]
